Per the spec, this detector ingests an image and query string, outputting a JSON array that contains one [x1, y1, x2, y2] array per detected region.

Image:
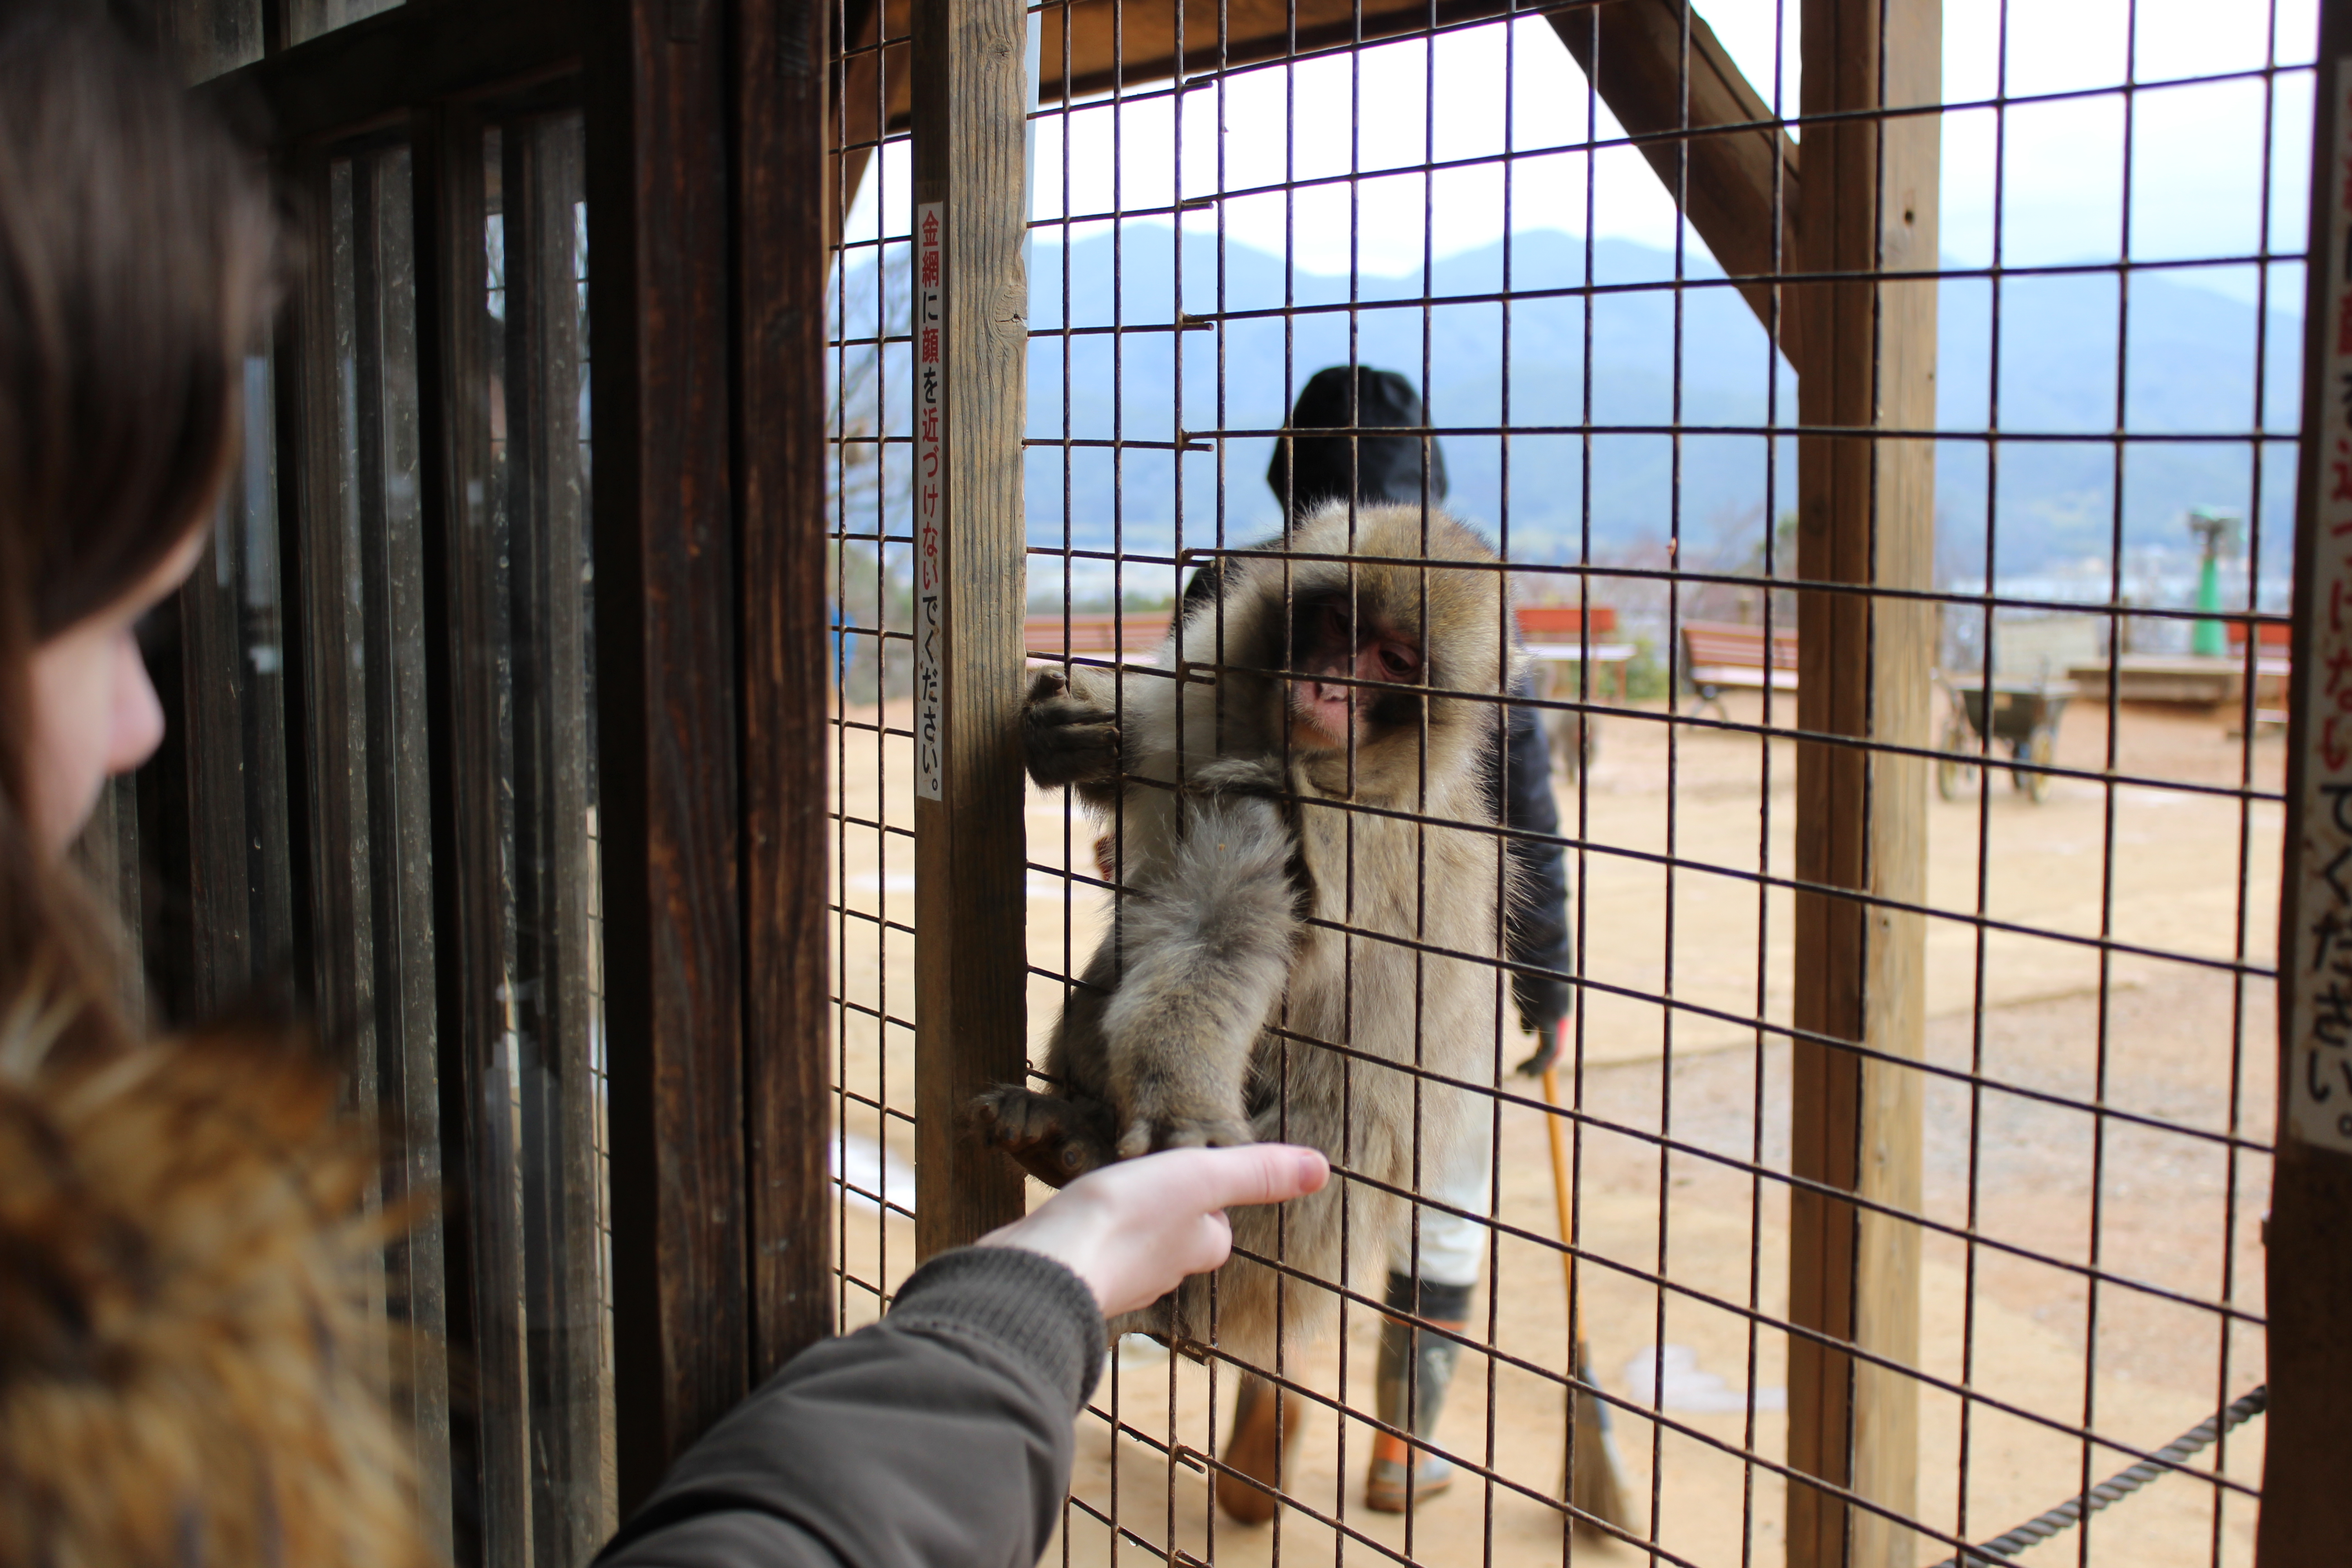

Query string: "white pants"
[[1387, 1114, 1493, 1288]]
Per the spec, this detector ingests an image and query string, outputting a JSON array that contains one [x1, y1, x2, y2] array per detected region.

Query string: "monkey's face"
[[1283, 592, 1423, 750]]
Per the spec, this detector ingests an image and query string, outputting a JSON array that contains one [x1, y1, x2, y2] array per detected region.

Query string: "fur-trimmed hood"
[[0, 1002, 434, 1568]]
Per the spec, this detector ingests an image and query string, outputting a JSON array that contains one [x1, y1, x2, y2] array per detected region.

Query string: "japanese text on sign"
[[915, 201, 945, 801], [2291, 63, 2352, 1153]]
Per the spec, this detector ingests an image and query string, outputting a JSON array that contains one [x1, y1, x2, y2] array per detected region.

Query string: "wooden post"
[[1786, 1, 1937, 1565], [587, 0, 752, 1508], [740, 0, 839, 1380], [2264, 4, 2352, 1561], [909, 0, 1032, 1258]]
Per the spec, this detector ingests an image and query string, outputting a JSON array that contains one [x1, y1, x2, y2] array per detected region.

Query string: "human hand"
[[977, 1143, 1329, 1318]]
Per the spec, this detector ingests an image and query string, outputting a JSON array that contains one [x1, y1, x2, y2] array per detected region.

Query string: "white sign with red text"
[[914, 201, 945, 801], [2290, 61, 2352, 1154]]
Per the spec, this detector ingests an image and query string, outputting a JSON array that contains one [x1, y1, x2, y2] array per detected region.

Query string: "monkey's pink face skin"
[[1286, 600, 1421, 750]]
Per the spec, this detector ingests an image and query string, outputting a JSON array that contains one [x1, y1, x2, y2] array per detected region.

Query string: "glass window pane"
[[468, 109, 612, 1566], [310, 140, 452, 1557]]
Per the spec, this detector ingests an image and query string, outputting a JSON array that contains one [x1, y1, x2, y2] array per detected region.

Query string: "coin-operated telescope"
[[2185, 506, 2241, 658]]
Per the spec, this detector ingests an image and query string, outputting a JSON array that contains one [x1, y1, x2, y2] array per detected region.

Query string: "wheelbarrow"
[[1936, 673, 2073, 804]]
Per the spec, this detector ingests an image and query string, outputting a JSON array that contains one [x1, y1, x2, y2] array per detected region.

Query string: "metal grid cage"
[[829, 1, 2304, 1563], [827, 0, 924, 1335]]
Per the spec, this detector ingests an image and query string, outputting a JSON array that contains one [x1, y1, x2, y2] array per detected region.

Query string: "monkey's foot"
[[970, 1086, 1117, 1188], [1023, 671, 1121, 789], [1216, 1374, 1301, 1525]]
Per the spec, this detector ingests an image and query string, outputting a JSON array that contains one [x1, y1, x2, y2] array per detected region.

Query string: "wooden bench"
[[1680, 619, 1798, 719]]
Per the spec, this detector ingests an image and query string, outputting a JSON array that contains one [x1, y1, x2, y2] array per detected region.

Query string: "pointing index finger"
[[1189, 1143, 1328, 1209]]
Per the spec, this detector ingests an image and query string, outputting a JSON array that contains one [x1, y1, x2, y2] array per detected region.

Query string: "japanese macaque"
[[972, 500, 1518, 1370]]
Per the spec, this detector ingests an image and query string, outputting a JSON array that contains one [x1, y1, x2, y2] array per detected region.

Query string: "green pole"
[[2193, 551, 2226, 657]]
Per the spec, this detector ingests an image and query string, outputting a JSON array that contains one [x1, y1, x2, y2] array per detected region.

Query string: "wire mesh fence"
[[829, 0, 2303, 1563], [826, 0, 923, 1339]]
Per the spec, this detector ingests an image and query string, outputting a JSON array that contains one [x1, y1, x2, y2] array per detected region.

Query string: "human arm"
[[594, 1144, 1328, 1568]]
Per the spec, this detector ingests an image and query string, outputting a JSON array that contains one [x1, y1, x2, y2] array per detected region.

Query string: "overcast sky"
[[843, 0, 2316, 308]]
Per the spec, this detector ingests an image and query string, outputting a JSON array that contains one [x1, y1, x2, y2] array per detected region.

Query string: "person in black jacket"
[[1185, 365, 1577, 1518]]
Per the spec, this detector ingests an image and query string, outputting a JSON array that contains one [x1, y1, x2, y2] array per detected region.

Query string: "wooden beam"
[[1547, 0, 1802, 371], [208, 0, 581, 146], [1784, 0, 1936, 1564], [837, 0, 1600, 223], [1037, 0, 1543, 105], [588, 0, 752, 1509], [2265, 4, 2352, 1562], [909, 0, 1033, 1259], [741, 0, 840, 1377]]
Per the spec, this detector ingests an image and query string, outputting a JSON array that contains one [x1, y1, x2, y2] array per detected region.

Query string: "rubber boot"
[[1364, 1272, 1472, 1513], [1216, 1373, 1301, 1524]]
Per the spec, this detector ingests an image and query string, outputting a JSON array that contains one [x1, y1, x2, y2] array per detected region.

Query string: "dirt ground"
[[827, 688, 2275, 1568]]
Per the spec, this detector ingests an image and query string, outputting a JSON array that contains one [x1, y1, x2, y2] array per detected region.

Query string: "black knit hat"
[[1264, 365, 1449, 520]]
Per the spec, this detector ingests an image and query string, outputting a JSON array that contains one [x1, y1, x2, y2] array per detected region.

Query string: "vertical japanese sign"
[[2292, 60, 2352, 1154], [914, 201, 945, 800]]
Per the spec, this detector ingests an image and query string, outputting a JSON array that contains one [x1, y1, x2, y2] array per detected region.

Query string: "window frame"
[[158, 0, 838, 1539]]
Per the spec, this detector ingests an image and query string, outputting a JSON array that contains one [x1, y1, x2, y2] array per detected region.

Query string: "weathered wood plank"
[[585, 0, 752, 1505], [743, 0, 841, 1374], [910, 0, 1032, 1260], [1785, 0, 1936, 1564], [407, 101, 511, 1564]]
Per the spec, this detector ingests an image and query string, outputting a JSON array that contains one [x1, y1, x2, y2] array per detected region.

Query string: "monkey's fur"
[[975, 502, 1519, 1365]]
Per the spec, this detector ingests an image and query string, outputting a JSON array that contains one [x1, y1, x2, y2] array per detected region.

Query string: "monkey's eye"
[[1318, 602, 1352, 645], [1377, 644, 1417, 681]]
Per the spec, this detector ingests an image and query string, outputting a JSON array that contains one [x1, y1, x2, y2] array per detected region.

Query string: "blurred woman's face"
[[23, 526, 206, 854]]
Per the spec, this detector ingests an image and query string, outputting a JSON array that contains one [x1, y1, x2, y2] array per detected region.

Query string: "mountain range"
[[839, 226, 2302, 592]]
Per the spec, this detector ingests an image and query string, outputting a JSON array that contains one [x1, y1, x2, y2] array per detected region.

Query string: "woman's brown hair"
[[0, 10, 438, 1565], [0, 0, 275, 1052]]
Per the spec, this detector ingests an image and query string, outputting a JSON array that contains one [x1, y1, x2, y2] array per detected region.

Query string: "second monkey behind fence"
[[974, 500, 1520, 1373]]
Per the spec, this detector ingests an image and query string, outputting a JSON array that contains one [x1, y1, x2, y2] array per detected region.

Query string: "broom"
[[1539, 1032, 1634, 1544]]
